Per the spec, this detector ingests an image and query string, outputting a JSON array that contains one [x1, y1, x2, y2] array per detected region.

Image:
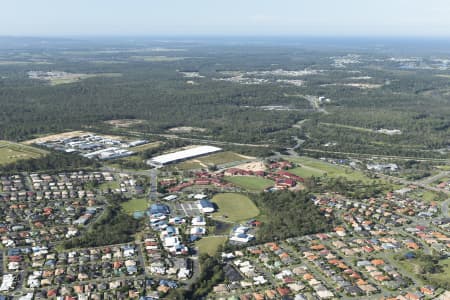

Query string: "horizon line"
[[1, 34, 450, 40]]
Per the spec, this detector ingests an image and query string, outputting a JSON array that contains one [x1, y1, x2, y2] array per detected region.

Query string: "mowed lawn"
[[286, 156, 370, 182], [0, 141, 48, 165], [173, 151, 247, 171], [195, 236, 228, 256], [225, 176, 274, 192], [211, 193, 260, 222], [121, 198, 149, 214], [289, 166, 324, 178]]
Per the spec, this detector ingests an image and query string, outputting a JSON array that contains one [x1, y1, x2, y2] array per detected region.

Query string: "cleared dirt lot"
[[232, 160, 267, 172], [104, 119, 145, 128]]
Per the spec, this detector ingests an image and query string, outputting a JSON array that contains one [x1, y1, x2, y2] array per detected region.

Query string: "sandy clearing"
[[233, 161, 267, 172], [104, 119, 145, 128]]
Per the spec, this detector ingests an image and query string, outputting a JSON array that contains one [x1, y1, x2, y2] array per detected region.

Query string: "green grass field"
[[197, 151, 246, 165], [412, 190, 447, 202], [129, 142, 161, 152], [289, 166, 324, 178], [211, 193, 260, 222], [224, 176, 274, 192], [175, 161, 203, 170], [171, 151, 247, 171], [98, 181, 120, 191], [422, 190, 441, 202], [0, 141, 48, 165], [121, 198, 149, 214], [195, 236, 228, 256], [286, 156, 371, 182]]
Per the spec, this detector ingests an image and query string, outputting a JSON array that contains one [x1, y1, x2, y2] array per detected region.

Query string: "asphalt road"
[[419, 171, 450, 185], [442, 199, 450, 218]]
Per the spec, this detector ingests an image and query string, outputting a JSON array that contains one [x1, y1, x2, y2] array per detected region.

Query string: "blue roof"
[[45, 260, 55, 265], [127, 266, 138, 272], [190, 235, 200, 242], [149, 203, 170, 215], [8, 248, 21, 256], [166, 226, 176, 234], [160, 280, 178, 288], [199, 199, 214, 208]]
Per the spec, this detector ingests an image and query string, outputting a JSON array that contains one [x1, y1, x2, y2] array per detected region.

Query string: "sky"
[[2, 0, 450, 37]]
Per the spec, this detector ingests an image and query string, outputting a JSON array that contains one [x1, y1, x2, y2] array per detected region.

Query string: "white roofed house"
[[163, 195, 178, 201], [191, 215, 206, 226], [0, 274, 16, 291], [190, 227, 206, 235]]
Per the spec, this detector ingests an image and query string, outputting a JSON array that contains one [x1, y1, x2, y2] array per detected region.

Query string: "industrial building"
[[147, 145, 222, 167], [37, 134, 148, 160], [149, 203, 170, 216], [197, 199, 215, 213]]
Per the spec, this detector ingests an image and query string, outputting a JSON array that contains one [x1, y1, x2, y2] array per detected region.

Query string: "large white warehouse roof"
[[148, 145, 222, 166]]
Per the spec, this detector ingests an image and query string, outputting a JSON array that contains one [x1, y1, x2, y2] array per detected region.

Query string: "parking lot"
[[174, 201, 202, 217]]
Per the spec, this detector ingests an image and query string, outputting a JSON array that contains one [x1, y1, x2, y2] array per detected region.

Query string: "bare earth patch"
[[191, 159, 208, 168], [104, 119, 145, 128], [28, 71, 122, 85], [168, 126, 207, 133], [321, 83, 382, 89], [232, 160, 266, 172]]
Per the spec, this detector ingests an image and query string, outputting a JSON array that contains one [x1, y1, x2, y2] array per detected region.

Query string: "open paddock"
[[129, 142, 162, 152], [197, 151, 249, 166], [211, 193, 260, 222], [287, 156, 371, 182], [0, 141, 48, 165], [195, 236, 228, 256], [121, 198, 149, 214]]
